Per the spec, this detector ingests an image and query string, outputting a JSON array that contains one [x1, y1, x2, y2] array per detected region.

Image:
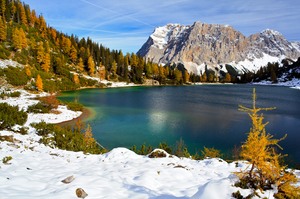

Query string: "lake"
[[59, 84, 300, 166]]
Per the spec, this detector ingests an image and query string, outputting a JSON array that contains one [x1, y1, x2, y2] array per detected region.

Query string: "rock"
[[76, 188, 88, 199], [61, 175, 75, 184], [137, 21, 300, 74]]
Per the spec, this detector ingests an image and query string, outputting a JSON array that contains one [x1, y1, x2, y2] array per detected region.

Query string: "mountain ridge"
[[138, 21, 300, 75]]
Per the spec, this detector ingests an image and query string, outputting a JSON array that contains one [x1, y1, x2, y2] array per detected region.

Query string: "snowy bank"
[[0, 89, 82, 126]]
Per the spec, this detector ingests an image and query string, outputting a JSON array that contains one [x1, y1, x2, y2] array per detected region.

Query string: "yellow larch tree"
[[184, 70, 190, 83], [237, 88, 299, 197], [36, 43, 45, 64], [73, 73, 80, 85], [224, 73, 231, 83], [41, 52, 51, 72], [12, 27, 21, 50], [12, 28, 27, 50], [77, 57, 84, 72], [36, 74, 43, 92], [83, 124, 101, 154], [70, 46, 78, 63], [25, 65, 31, 77], [19, 28, 27, 49], [0, 16, 6, 41], [10, 1, 16, 22], [29, 10, 37, 27], [18, 1, 28, 26], [38, 15, 47, 37], [1, 0, 5, 18], [87, 56, 95, 76]]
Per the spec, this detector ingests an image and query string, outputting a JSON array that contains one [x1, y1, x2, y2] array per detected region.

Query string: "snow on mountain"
[[150, 24, 188, 50], [230, 53, 285, 73], [292, 41, 300, 52], [138, 21, 300, 76]]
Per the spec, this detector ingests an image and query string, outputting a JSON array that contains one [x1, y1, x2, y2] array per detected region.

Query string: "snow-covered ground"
[[0, 89, 299, 199], [0, 59, 23, 69], [0, 132, 288, 199], [0, 89, 82, 126], [0, 59, 299, 198], [252, 78, 300, 90]]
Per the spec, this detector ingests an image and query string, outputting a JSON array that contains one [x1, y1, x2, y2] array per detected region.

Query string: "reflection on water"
[[59, 85, 300, 166]]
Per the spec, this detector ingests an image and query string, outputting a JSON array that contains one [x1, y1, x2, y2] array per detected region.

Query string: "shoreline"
[[57, 106, 96, 127]]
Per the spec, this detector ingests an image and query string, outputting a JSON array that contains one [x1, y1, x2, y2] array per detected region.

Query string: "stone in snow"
[[61, 175, 75, 184], [76, 188, 88, 199]]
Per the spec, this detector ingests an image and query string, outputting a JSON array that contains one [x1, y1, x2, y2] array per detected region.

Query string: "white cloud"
[[22, 0, 300, 53]]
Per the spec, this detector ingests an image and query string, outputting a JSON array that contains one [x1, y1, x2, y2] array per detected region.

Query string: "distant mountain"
[[138, 21, 300, 75]]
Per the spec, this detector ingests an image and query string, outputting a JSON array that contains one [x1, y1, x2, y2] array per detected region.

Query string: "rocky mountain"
[[138, 21, 300, 75]]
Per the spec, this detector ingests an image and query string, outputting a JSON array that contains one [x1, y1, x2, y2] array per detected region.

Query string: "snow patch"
[[0, 59, 24, 69]]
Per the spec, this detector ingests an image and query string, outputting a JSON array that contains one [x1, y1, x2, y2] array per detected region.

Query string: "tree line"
[[0, 0, 198, 90]]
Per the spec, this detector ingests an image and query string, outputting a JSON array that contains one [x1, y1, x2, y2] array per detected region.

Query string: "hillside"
[[137, 22, 300, 78], [0, 0, 193, 88]]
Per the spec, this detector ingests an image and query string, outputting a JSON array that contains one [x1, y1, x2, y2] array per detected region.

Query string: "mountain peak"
[[261, 29, 282, 37], [138, 21, 300, 74]]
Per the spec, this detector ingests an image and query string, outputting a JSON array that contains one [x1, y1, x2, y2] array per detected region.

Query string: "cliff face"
[[138, 21, 300, 74]]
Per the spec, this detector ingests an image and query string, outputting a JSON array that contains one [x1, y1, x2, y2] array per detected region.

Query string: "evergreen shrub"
[[0, 103, 28, 130]]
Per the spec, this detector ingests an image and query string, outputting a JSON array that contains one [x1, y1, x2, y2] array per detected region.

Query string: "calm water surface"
[[59, 85, 300, 165]]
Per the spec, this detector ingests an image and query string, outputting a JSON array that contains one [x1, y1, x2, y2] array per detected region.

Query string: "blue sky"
[[23, 0, 300, 53]]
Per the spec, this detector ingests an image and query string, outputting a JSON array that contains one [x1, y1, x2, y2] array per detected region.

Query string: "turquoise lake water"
[[59, 85, 300, 166]]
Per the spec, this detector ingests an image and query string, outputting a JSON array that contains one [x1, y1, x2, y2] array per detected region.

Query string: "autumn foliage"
[[236, 89, 300, 198], [36, 74, 43, 91]]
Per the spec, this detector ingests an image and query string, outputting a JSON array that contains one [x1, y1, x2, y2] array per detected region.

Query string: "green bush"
[[43, 79, 59, 93], [0, 103, 28, 130], [27, 102, 52, 113], [65, 101, 83, 112], [0, 44, 10, 59], [0, 66, 29, 86], [32, 122, 103, 154], [9, 91, 21, 97], [0, 91, 21, 99], [201, 147, 222, 159]]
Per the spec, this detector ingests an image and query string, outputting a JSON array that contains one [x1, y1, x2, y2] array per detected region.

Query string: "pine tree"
[[77, 57, 84, 72], [237, 89, 299, 197], [73, 73, 80, 85], [110, 60, 117, 78], [87, 56, 95, 76], [224, 73, 231, 83], [83, 124, 101, 154], [25, 65, 31, 77], [0, 16, 6, 41], [18, 1, 28, 26], [201, 73, 207, 82], [29, 10, 36, 27], [12, 27, 27, 50], [36, 74, 43, 91], [70, 46, 78, 63], [174, 68, 183, 84], [1, 0, 5, 18], [184, 70, 190, 83], [36, 43, 45, 64], [41, 52, 51, 72], [19, 28, 27, 48], [11, 27, 21, 50], [10, 1, 16, 22]]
